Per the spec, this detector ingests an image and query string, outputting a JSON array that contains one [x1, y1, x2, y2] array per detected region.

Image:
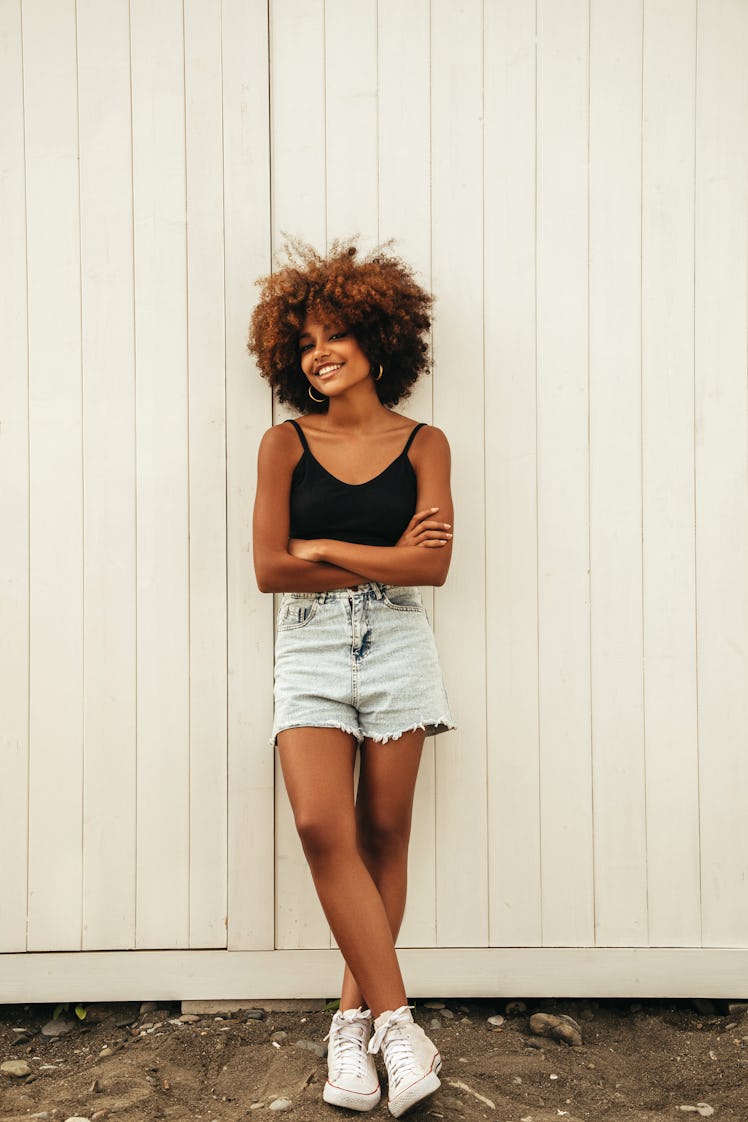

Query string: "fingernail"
[[431, 507, 439, 512], [444, 523, 451, 529]]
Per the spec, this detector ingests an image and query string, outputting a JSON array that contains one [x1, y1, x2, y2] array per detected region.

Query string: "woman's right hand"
[[395, 507, 453, 548]]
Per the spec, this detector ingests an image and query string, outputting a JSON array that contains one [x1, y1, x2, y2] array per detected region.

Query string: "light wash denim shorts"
[[270, 582, 455, 746]]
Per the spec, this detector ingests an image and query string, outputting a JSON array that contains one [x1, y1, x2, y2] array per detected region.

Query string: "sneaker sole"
[[387, 1065, 442, 1118], [323, 1080, 382, 1112]]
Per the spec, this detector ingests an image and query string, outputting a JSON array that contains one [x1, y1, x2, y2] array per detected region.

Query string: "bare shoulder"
[[257, 419, 303, 467], [412, 423, 451, 458]]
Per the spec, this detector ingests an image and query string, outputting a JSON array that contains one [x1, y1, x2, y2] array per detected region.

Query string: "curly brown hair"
[[247, 239, 433, 413]]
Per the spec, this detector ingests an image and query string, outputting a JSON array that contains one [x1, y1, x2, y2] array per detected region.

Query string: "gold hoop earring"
[[374, 363, 383, 382], [308, 385, 326, 404]]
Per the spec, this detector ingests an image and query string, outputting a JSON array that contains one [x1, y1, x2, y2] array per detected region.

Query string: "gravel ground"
[[2, 996, 747, 1122]]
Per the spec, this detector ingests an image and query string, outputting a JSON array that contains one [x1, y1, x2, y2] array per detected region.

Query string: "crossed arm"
[[252, 423, 454, 594]]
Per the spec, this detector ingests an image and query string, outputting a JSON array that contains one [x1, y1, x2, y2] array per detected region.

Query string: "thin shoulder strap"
[[285, 417, 310, 453], [402, 422, 427, 455]]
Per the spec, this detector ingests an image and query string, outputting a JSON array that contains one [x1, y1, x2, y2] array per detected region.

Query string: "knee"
[[357, 810, 411, 865], [295, 814, 353, 866]]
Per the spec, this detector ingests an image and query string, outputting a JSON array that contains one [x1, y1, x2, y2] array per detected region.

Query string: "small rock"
[[439, 1008, 454, 1020], [250, 1104, 265, 1111], [424, 1001, 445, 1010], [294, 1039, 326, 1058], [139, 1001, 159, 1014], [64, 1117, 92, 1122], [269, 1098, 292, 1111], [88, 1078, 100, 1093], [42, 1018, 74, 1037], [1, 1059, 32, 1077], [529, 1012, 583, 1047], [244, 1009, 265, 1021], [512, 1076, 522, 1084], [271, 1030, 289, 1043], [98, 1047, 113, 1057], [178, 1013, 200, 1023], [91, 1113, 110, 1121], [430, 1018, 441, 1029], [505, 1001, 527, 1015], [139, 1022, 154, 1032], [30, 1113, 49, 1119], [728, 1002, 748, 1015], [487, 1015, 504, 1027]]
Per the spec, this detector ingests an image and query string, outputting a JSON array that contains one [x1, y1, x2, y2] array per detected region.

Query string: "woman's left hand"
[[395, 507, 453, 548]]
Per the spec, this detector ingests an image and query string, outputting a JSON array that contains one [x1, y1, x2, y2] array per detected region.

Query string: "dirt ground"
[[1, 996, 747, 1122]]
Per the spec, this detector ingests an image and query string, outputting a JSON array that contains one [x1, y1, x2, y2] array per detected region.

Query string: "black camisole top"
[[286, 418, 426, 547]]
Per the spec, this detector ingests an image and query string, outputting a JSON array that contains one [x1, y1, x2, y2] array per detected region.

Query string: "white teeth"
[[317, 363, 342, 376]]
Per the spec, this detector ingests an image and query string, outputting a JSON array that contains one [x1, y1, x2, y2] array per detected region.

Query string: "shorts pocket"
[[381, 586, 425, 613], [277, 595, 319, 630]]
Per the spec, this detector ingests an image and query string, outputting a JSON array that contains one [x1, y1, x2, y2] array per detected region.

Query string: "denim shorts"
[[270, 582, 455, 746]]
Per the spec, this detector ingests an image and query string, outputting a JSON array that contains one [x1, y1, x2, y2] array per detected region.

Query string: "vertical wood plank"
[[642, 0, 700, 946], [588, 0, 647, 945], [270, 0, 326, 255], [77, 0, 137, 948], [324, 0, 379, 250], [694, 0, 748, 947], [270, 0, 330, 950], [130, 0, 190, 948], [378, 0, 436, 949], [484, 0, 542, 947], [224, 0, 274, 950], [184, 0, 228, 948], [0, 0, 30, 953], [536, 0, 593, 946], [431, 0, 488, 947], [23, 0, 84, 951]]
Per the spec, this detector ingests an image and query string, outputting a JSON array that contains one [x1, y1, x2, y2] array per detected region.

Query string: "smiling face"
[[298, 316, 374, 402]]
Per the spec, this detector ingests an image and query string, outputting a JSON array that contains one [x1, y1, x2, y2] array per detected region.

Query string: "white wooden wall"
[[2, 0, 748, 1000]]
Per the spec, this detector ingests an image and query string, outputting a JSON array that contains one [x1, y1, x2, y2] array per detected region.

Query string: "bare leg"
[[340, 730, 425, 1012], [277, 727, 410, 1019]]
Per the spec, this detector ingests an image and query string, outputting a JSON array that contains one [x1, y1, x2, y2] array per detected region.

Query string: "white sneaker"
[[323, 1007, 382, 1112], [368, 1005, 442, 1117]]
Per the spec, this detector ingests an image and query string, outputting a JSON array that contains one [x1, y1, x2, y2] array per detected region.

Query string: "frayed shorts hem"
[[269, 716, 456, 750]]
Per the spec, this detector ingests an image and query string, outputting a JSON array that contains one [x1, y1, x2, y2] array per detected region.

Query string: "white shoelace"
[[367, 1005, 420, 1083], [325, 1009, 372, 1079]]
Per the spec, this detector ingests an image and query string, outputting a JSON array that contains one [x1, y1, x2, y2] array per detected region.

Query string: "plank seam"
[[74, 0, 85, 955], [692, 0, 703, 950], [127, 0, 139, 950], [20, 0, 32, 957], [638, 0, 650, 950], [533, 0, 542, 949], [585, 0, 596, 951]]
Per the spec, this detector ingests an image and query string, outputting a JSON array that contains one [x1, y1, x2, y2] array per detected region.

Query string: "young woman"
[[249, 241, 455, 1118]]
